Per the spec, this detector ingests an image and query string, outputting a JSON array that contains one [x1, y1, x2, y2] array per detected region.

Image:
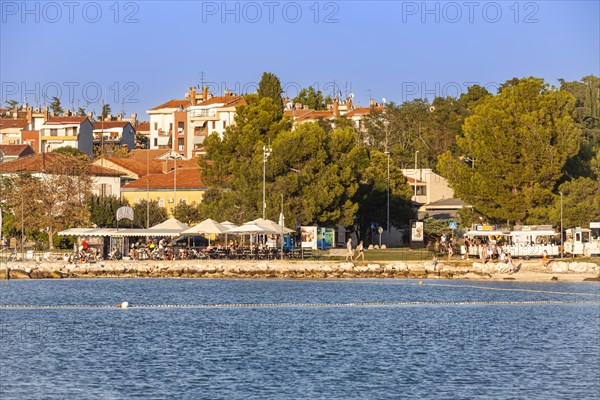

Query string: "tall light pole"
[[385, 151, 390, 246], [413, 150, 419, 201], [560, 191, 563, 259], [262, 145, 272, 219]]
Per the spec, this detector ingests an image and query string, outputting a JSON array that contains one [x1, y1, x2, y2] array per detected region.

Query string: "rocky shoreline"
[[1, 259, 599, 282]]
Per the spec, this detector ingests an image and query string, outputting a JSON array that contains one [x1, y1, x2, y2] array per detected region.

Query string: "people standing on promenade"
[[346, 238, 354, 261], [354, 240, 365, 261], [447, 242, 454, 260], [542, 249, 549, 269], [506, 253, 514, 274]]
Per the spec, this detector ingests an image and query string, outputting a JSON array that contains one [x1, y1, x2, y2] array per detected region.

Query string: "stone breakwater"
[[1, 260, 599, 281]]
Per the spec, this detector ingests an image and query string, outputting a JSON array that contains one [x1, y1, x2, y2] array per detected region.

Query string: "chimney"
[[87, 112, 94, 121], [131, 113, 137, 126], [369, 99, 376, 107], [13, 106, 18, 118], [64, 110, 71, 117], [347, 96, 353, 111], [117, 114, 122, 121], [43, 106, 49, 121], [27, 107, 33, 126], [106, 114, 112, 121], [189, 86, 197, 104], [202, 86, 209, 101], [224, 89, 230, 96]]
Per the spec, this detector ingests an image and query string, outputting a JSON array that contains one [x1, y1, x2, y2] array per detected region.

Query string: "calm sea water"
[[1, 279, 599, 399]]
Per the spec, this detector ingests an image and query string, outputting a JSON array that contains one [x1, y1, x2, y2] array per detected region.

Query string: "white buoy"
[[118, 301, 129, 309]]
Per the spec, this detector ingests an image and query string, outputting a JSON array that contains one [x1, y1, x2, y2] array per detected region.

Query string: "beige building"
[[401, 168, 467, 218]]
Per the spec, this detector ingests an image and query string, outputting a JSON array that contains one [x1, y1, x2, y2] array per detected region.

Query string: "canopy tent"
[[227, 223, 277, 234], [183, 219, 229, 235], [146, 217, 191, 237], [249, 218, 294, 234], [220, 221, 238, 230], [182, 219, 229, 245]]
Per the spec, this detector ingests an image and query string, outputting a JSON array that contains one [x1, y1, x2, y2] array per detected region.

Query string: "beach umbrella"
[[249, 218, 294, 234], [227, 223, 276, 247], [220, 221, 238, 246], [182, 219, 229, 245]]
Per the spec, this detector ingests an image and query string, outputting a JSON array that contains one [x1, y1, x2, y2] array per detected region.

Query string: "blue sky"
[[1, 1, 598, 120]]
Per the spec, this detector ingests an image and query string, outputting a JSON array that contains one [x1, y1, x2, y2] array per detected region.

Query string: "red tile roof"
[[128, 149, 172, 160], [196, 95, 244, 107], [135, 122, 150, 131], [0, 153, 121, 176], [121, 167, 206, 190], [149, 99, 190, 111], [0, 118, 29, 129], [0, 144, 35, 157], [93, 121, 131, 129], [45, 116, 88, 125], [345, 106, 383, 117], [100, 157, 164, 177]]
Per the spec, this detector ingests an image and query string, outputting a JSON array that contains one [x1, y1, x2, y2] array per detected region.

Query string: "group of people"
[[345, 238, 365, 261], [129, 238, 175, 260]]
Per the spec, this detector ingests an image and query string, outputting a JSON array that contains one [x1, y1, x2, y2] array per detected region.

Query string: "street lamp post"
[[413, 150, 419, 201], [262, 145, 272, 219], [385, 151, 390, 246], [560, 191, 563, 259]]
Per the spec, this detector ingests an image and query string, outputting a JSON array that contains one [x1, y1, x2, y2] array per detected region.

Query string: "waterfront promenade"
[[2, 259, 599, 282]]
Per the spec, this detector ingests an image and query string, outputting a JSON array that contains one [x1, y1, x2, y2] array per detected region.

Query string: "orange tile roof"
[[45, 116, 88, 125], [196, 95, 244, 107], [0, 118, 29, 129], [135, 122, 150, 131], [150, 99, 190, 111], [128, 149, 172, 160], [93, 121, 131, 129], [345, 106, 383, 117], [121, 167, 206, 190], [0, 144, 35, 157], [294, 110, 335, 122], [0, 153, 122, 176], [101, 157, 164, 176]]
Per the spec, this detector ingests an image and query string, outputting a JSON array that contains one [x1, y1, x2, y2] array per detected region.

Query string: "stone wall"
[[1, 260, 598, 280]]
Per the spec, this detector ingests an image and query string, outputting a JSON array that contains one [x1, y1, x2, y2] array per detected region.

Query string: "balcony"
[[158, 129, 172, 137], [188, 108, 217, 120]]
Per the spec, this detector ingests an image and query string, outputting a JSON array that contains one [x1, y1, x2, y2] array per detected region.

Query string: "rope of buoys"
[[322, 279, 600, 297], [0, 299, 598, 310]]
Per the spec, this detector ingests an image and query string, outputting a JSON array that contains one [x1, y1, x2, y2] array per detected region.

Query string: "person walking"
[[354, 240, 365, 262], [346, 238, 354, 261]]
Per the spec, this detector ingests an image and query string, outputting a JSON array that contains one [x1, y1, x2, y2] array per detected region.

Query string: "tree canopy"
[[293, 86, 332, 110], [257, 72, 283, 116], [438, 77, 581, 224]]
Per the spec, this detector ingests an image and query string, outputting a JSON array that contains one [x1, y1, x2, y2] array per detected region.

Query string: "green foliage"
[[257, 72, 283, 115], [548, 178, 600, 228], [560, 75, 600, 179], [293, 86, 332, 110], [132, 200, 168, 228], [173, 202, 201, 225], [423, 217, 460, 240], [102, 104, 111, 119], [76, 107, 86, 116], [52, 146, 89, 159], [5, 99, 18, 109], [50, 96, 63, 115], [87, 195, 130, 227], [439, 77, 581, 224], [351, 149, 415, 241]]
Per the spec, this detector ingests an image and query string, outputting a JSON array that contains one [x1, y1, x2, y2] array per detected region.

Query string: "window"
[[154, 122, 158, 130], [178, 138, 184, 151], [416, 185, 427, 196], [50, 128, 58, 136], [212, 121, 216, 129], [99, 183, 112, 197], [158, 198, 165, 207], [154, 138, 158, 147], [73, 127, 78, 136], [169, 123, 173, 132], [178, 122, 184, 133], [223, 121, 227, 128]]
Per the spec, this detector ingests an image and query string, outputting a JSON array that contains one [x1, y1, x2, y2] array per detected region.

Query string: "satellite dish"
[[382, 97, 387, 105], [349, 92, 355, 99], [429, 106, 436, 112]]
